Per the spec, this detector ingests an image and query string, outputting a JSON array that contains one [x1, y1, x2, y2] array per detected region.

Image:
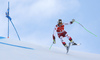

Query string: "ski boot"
[[62, 42, 70, 53], [70, 40, 77, 46], [72, 42, 77, 45]]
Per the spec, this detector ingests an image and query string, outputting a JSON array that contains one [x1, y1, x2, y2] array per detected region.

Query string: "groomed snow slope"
[[0, 39, 100, 60]]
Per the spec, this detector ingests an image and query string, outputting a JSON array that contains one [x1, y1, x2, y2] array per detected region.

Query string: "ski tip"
[[77, 43, 81, 45]]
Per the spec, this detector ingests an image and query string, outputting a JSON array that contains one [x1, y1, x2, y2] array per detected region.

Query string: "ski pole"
[[49, 43, 53, 50], [75, 21, 97, 37], [10, 20, 21, 40]]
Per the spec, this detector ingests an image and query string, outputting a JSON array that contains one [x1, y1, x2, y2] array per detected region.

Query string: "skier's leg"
[[60, 36, 69, 53], [65, 34, 73, 42], [65, 34, 77, 45], [60, 36, 67, 47]]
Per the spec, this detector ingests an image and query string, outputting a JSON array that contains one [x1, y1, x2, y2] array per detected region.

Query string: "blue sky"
[[0, 0, 100, 54]]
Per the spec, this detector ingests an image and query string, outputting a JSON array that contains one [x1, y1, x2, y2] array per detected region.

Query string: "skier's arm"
[[52, 26, 56, 44], [64, 19, 75, 25]]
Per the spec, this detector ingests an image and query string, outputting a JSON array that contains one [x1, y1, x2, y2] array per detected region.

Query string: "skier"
[[52, 19, 77, 50]]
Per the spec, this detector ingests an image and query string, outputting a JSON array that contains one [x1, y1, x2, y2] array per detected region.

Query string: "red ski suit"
[[53, 22, 73, 46]]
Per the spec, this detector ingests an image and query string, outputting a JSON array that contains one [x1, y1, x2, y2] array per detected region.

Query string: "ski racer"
[[52, 19, 77, 49]]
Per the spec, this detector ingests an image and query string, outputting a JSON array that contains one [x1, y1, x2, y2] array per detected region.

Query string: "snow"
[[0, 39, 100, 60]]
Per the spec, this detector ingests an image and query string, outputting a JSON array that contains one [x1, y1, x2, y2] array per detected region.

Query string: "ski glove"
[[70, 19, 75, 24], [53, 40, 56, 44], [72, 19, 75, 23]]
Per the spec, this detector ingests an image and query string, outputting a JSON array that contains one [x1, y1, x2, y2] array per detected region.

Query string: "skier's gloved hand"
[[72, 19, 75, 23], [53, 40, 56, 44], [70, 19, 75, 24]]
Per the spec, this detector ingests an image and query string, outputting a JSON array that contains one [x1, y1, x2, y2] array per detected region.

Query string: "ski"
[[66, 46, 69, 53], [66, 43, 71, 53], [66, 43, 81, 53], [71, 43, 81, 46]]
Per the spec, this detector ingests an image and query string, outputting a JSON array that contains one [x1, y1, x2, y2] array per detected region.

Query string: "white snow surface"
[[0, 39, 100, 60]]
